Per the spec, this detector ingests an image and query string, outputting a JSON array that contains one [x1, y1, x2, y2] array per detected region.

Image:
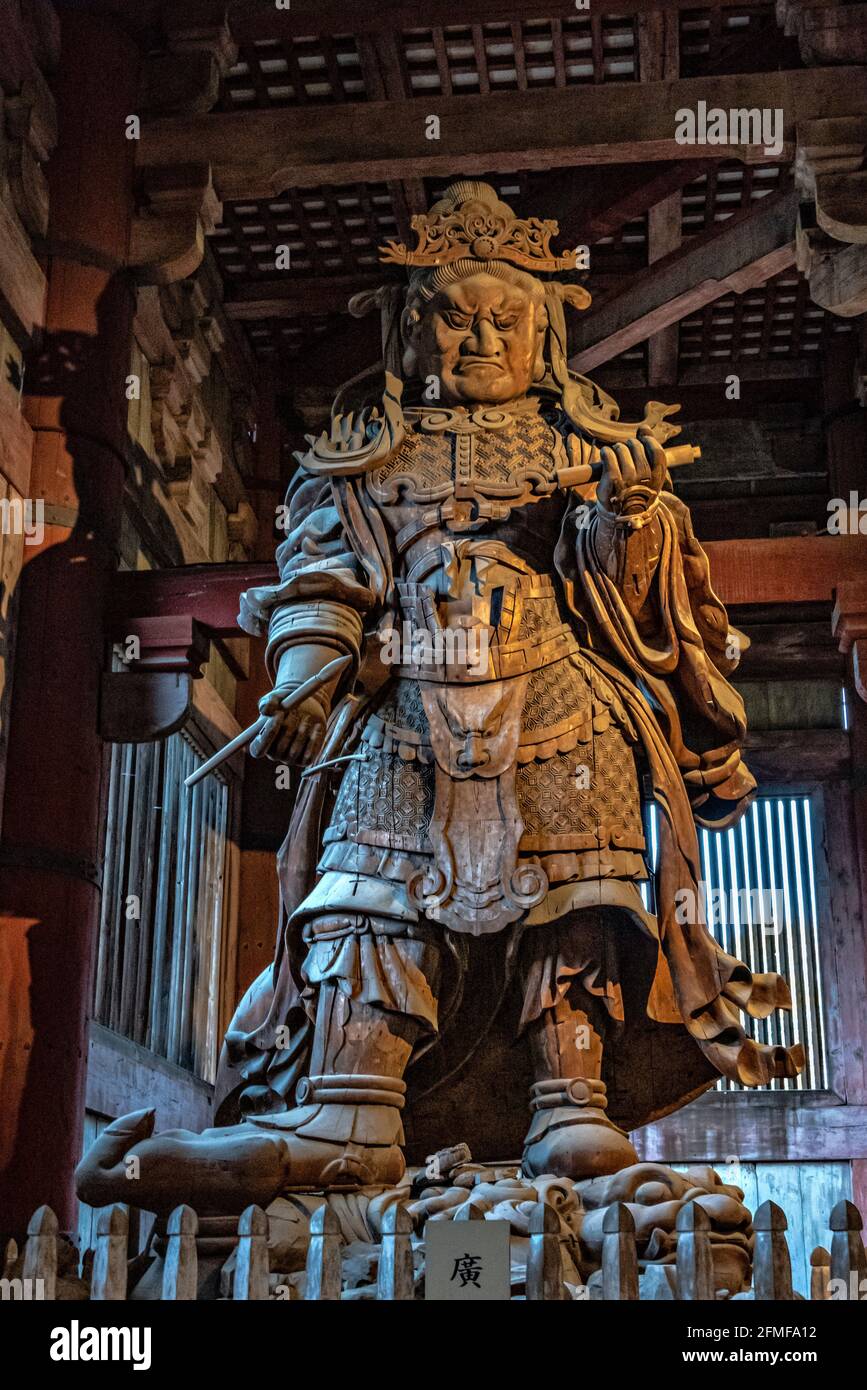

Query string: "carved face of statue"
[[405, 271, 546, 405]]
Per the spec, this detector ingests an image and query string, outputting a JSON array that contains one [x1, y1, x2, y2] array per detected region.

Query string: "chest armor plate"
[[365, 403, 570, 544]]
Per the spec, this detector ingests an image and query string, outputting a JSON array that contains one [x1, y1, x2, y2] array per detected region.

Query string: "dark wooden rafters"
[[570, 185, 799, 371], [128, 2, 864, 390], [138, 69, 867, 197]]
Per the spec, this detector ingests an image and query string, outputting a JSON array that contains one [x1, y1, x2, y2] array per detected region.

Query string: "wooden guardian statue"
[[78, 181, 804, 1217]]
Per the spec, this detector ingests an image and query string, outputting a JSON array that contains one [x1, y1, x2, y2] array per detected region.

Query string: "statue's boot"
[[77, 948, 438, 1212], [248, 1071, 406, 1189], [245, 978, 430, 1190], [522, 1077, 638, 1180], [73, 1077, 406, 1216], [75, 1108, 296, 1217], [521, 984, 638, 1181]]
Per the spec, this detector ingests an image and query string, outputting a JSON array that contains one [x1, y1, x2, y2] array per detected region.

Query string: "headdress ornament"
[[379, 179, 579, 272]]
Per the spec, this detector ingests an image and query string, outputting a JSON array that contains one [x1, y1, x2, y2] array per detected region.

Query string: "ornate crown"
[[379, 179, 579, 272]]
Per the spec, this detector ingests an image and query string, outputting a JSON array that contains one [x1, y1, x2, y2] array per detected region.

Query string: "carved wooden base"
[[116, 1159, 756, 1300]]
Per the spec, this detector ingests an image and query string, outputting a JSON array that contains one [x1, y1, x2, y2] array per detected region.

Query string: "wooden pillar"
[[823, 336, 867, 502], [0, 13, 139, 1237], [250, 360, 284, 564], [231, 364, 287, 1020], [638, 8, 681, 387], [828, 328, 867, 1221]]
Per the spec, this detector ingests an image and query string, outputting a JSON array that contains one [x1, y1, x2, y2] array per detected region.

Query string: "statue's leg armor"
[[249, 918, 442, 1190], [75, 928, 442, 1212], [519, 917, 638, 1181]]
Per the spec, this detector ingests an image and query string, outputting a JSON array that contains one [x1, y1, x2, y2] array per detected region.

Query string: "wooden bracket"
[[130, 162, 222, 286], [4, 78, 57, 239], [781, 1, 867, 66], [796, 116, 867, 315], [108, 614, 210, 675], [140, 1, 237, 116], [100, 615, 210, 742]]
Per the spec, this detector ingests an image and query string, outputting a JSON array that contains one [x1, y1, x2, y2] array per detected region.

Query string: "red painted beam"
[[107, 562, 276, 638], [108, 537, 867, 644], [703, 535, 867, 608]]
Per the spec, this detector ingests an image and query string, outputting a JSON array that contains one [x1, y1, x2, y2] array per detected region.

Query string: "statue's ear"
[[400, 304, 425, 378], [533, 303, 549, 381], [401, 305, 420, 377], [401, 303, 421, 340]]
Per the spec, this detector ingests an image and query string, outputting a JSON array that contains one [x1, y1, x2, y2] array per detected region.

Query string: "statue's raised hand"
[[595, 431, 667, 519]]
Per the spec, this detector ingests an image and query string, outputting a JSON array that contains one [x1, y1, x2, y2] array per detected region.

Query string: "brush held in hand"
[[183, 653, 352, 788]]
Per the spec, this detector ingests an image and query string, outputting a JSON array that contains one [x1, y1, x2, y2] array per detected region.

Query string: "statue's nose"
[[457, 733, 489, 770], [473, 318, 499, 355]]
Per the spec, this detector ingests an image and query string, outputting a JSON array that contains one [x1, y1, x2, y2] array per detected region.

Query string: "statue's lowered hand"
[[250, 689, 326, 764]]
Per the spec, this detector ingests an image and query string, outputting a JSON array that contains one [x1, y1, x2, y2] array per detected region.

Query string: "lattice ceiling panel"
[[211, 184, 400, 280], [398, 15, 639, 96], [244, 313, 341, 360], [680, 162, 784, 236], [678, 271, 853, 367], [219, 4, 786, 112], [220, 13, 644, 110], [220, 35, 364, 108], [679, 3, 795, 76]]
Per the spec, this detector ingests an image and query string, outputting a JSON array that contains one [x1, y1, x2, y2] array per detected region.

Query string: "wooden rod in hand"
[[183, 653, 352, 788]]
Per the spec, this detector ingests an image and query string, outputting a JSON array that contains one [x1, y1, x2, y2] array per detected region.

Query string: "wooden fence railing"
[[3, 1197, 865, 1301]]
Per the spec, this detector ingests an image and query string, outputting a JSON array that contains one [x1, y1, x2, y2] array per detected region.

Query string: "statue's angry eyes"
[[439, 308, 522, 333]]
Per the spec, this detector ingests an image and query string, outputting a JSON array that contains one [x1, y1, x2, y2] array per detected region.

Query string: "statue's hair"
[[407, 257, 546, 305]]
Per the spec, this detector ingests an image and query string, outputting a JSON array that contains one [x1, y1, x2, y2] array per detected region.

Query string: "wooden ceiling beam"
[[704, 535, 867, 607], [138, 68, 867, 199], [526, 159, 708, 248], [228, 0, 780, 41], [49, 0, 770, 45], [597, 358, 820, 390], [569, 186, 799, 372], [223, 273, 390, 320]]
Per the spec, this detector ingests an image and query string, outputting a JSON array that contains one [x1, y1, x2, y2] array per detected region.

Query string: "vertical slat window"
[[93, 731, 229, 1082], [641, 794, 829, 1092]]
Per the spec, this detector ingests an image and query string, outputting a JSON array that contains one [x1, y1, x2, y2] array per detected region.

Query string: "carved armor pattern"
[[522, 657, 591, 732], [387, 679, 428, 734], [469, 414, 560, 486], [367, 405, 566, 512], [517, 595, 558, 640], [329, 743, 435, 850], [374, 433, 453, 500], [516, 730, 644, 848]]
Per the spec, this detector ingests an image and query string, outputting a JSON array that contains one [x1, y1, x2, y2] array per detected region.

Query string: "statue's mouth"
[[457, 357, 504, 373]]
